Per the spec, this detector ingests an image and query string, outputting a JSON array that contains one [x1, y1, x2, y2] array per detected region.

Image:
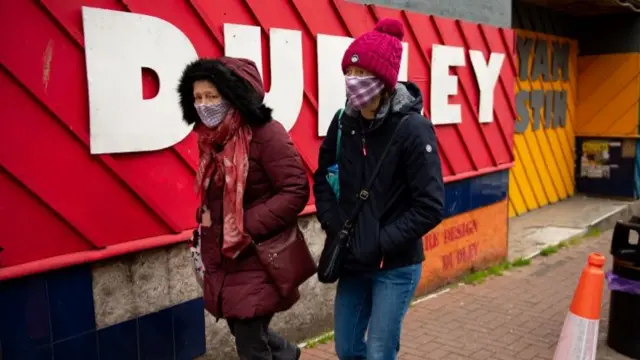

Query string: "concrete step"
[[508, 195, 640, 261]]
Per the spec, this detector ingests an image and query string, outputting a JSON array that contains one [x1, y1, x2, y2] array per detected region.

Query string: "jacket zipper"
[[361, 135, 367, 156], [216, 231, 226, 321], [360, 131, 382, 268]]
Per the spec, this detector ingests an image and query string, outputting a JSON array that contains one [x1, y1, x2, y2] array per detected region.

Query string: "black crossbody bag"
[[317, 116, 409, 283]]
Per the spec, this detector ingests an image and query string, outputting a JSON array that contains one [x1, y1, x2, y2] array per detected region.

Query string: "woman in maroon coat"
[[178, 57, 309, 360]]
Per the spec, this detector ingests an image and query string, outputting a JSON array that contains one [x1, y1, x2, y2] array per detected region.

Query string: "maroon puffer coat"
[[200, 120, 310, 320]]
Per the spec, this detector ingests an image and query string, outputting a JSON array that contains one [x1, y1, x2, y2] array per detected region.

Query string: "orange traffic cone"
[[552, 253, 606, 360]]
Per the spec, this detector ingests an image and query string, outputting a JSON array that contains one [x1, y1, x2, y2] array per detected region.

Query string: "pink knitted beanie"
[[341, 18, 404, 90]]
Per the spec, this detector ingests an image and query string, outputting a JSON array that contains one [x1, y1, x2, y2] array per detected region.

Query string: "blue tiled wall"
[[0, 265, 205, 360], [443, 170, 509, 218]]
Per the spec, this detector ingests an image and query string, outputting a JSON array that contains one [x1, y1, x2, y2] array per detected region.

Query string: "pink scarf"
[[195, 109, 253, 259]]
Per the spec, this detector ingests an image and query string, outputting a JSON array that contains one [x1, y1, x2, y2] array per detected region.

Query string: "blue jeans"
[[334, 264, 422, 360]]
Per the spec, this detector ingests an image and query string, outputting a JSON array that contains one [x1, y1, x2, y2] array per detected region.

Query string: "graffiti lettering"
[[443, 220, 478, 244], [425, 220, 478, 252], [82, 7, 197, 154], [224, 24, 305, 134], [82, 7, 506, 154], [440, 241, 479, 271], [430, 45, 505, 125], [456, 242, 479, 265], [424, 232, 440, 251], [442, 252, 454, 271], [515, 89, 567, 133], [516, 36, 570, 82], [514, 35, 569, 134]]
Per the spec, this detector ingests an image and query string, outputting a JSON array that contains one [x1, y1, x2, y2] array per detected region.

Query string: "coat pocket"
[[352, 213, 383, 267], [202, 272, 223, 319]]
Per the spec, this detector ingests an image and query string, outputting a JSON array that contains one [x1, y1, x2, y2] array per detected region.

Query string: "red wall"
[[0, 0, 515, 276]]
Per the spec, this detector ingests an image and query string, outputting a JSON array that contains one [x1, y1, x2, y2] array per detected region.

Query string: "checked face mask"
[[345, 75, 385, 110], [195, 101, 230, 128]]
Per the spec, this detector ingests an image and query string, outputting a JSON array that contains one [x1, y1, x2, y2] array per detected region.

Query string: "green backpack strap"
[[336, 108, 344, 161]]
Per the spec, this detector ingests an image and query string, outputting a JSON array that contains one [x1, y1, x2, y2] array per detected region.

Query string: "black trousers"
[[227, 315, 299, 360]]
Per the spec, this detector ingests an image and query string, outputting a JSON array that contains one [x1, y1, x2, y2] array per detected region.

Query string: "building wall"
[[575, 14, 640, 138], [576, 54, 640, 138], [0, 1, 514, 359], [508, 2, 578, 217], [577, 13, 640, 55], [0, 0, 514, 273], [0, 171, 508, 360], [350, 0, 512, 28], [574, 14, 640, 199], [512, 1, 577, 38], [0, 216, 328, 360]]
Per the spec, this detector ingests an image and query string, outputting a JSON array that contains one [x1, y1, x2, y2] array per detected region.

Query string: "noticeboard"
[[576, 137, 636, 199]]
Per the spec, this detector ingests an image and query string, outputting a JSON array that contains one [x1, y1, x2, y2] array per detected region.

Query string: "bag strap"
[[342, 115, 410, 231], [336, 108, 345, 161]]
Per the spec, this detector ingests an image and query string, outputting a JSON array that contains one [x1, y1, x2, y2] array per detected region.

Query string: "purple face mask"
[[195, 102, 229, 128], [345, 75, 385, 110]]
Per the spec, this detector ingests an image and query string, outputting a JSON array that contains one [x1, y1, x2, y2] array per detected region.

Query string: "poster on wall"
[[576, 138, 636, 199], [580, 140, 618, 179]]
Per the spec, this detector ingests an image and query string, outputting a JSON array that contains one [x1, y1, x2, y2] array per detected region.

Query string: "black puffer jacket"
[[313, 81, 444, 272]]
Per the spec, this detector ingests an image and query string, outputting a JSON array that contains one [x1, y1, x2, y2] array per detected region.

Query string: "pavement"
[[302, 196, 639, 360], [507, 195, 632, 261]]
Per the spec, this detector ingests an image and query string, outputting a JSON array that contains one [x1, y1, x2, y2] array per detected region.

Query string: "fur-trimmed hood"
[[177, 57, 272, 127]]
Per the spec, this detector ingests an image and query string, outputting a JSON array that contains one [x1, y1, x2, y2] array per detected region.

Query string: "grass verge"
[[462, 227, 601, 285], [540, 227, 601, 257], [304, 331, 335, 349], [462, 257, 531, 285]]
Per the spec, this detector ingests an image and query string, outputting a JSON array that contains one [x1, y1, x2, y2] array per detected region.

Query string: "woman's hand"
[[201, 208, 212, 227]]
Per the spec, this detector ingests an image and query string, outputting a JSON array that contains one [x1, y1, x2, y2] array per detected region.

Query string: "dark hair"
[[177, 58, 272, 126]]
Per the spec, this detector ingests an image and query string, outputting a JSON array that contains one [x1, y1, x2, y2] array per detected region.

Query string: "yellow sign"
[[416, 200, 508, 296], [582, 141, 609, 155]]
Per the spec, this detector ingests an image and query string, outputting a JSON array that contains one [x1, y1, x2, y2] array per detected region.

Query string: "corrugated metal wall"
[[577, 54, 640, 138], [575, 14, 640, 139], [0, 0, 516, 269], [574, 14, 640, 199], [509, 2, 578, 216], [512, 1, 577, 38]]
